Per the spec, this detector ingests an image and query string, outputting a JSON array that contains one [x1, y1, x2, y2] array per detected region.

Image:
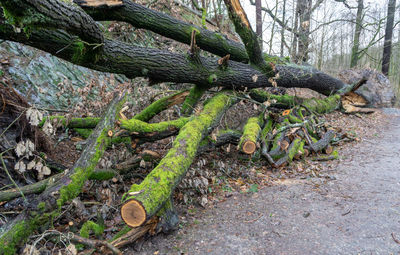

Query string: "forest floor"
[[128, 108, 400, 255]]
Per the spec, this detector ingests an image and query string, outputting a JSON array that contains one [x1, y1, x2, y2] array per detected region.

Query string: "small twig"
[[70, 233, 122, 255], [275, 121, 308, 134], [0, 109, 26, 139], [392, 233, 400, 245], [0, 148, 27, 202]]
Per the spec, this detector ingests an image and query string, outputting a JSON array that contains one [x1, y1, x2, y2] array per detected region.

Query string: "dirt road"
[[136, 110, 400, 255]]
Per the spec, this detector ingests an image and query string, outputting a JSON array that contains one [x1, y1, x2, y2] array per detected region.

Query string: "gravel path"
[[134, 110, 400, 255]]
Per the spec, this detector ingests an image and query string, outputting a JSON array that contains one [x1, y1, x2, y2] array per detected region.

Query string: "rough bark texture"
[[0, 2, 349, 95], [350, 0, 364, 68], [120, 93, 235, 227], [250, 89, 341, 114], [381, 0, 396, 76], [1, 0, 103, 43], [78, 0, 249, 62], [224, 0, 271, 74], [0, 93, 126, 255]]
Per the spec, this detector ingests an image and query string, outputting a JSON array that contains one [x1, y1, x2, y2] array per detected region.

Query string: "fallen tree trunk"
[[0, 3, 347, 95], [77, 0, 348, 94], [120, 92, 235, 227], [0, 93, 126, 255]]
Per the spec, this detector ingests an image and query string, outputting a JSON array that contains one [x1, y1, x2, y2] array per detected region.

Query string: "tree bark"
[[381, 0, 396, 76], [239, 114, 264, 154], [350, 0, 364, 68], [79, 0, 249, 62], [0, 93, 126, 255], [120, 92, 235, 227], [297, 0, 312, 63], [0, 1, 349, 95], [255, 0, 262, 49]]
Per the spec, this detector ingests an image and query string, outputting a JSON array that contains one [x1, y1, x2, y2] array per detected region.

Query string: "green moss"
[[201, 8, 207, 28], [263, 53, 290, 64], [250, 90, 341, 114], [0, 211, 56, 255], [74, 128, 92, 139], [1, 4, 50, 38], [181, 85, 207, 115], [72, 41, 85, 63], [120, 117, 190, 133], [261, 116, 273, 140], [89, 169, 117, 180], [110, 136, 131, 145], [123, 93, 233, 219], [37, 202, 46, 211], [302, 94, 341, 114], [238, 114, 264, 151], [57, 129, 110, 208], [207, 74, 217, 84], [80, 221, 104, 238], [286, 114, 302, 124], [288, 140, 304, 162], [109, 225, 131, 242], [134, 90, 189, 122]]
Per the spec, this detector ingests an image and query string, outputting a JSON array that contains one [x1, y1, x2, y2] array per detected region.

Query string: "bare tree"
[[280, 0, 287, 57], [255, 0, 262, 49], [350, 0, 364, 68], [382, 0, 397, 76]]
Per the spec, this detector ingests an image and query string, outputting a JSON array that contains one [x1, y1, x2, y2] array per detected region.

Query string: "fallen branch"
[[0, 93, 126, 254], [238, 114, 264, 154], [120, 92, 235, 227]]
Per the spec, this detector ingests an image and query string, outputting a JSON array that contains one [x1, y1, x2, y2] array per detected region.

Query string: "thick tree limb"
[[238, 114, 264, 154], [0, 5, 347, 95], [224, 0, 271, 74], [0, 93, 126, 255], [1, 0, 103, 44], [77, 0, 249, 62], [120, 92, 235, 227]]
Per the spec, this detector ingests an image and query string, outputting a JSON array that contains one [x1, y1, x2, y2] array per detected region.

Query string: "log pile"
[[0, 0, 376, 253]]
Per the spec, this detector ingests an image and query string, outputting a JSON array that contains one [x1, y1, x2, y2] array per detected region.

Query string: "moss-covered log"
[[42, 90, 190, 132], [250, 89, 341, 114], [134, 90, 190, 122], [77, 0, 348, 93], [238, 114, 264, 154], [181, 85, 207, 116], [40, 116, 101, 129], [0, 93, 126, 255], [120, 117, 190, 133], [120, 92, 235, 227]]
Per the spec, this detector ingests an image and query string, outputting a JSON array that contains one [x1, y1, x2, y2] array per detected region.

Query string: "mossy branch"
[[0, 93, 126, 254], [238, 114, 264, 154], [120, 92, 235, 227], [181, 85, 207, 116]]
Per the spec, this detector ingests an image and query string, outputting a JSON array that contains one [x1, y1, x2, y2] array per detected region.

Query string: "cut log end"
[[242, 141, 256, 154], [121, 200, 147, 227]]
